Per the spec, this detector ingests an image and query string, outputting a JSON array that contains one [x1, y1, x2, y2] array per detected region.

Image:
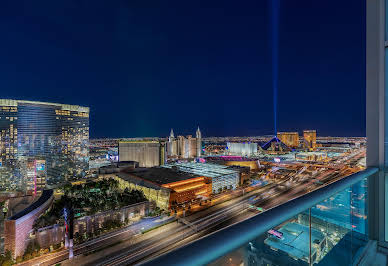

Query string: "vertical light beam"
[[271, 0, 280, 136]]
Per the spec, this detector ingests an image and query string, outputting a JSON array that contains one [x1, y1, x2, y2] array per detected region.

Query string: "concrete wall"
[[110, 175, 170, 210], [4, 191, 54, 258]]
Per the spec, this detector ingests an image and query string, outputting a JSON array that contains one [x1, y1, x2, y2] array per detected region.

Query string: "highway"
[[95, 149, 366, 266], [21, 183, 274, 266], [83, 167, 356, 266], [21, 149, 365, 266], [18, 216, 176, 266]]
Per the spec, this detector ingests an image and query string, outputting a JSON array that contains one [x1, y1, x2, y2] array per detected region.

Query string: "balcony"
[[144, 167, 384, 265]]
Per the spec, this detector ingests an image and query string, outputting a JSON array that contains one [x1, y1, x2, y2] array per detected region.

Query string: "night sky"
[[0, 0, 365, 138]]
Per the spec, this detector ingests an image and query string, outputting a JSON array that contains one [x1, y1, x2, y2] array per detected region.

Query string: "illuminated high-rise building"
[[167, 129, 176, 156], [196, 126, 202, 157], [167, 127, 202, 159], [118, 140, 166, 167], [0, 99, 89, 192], [303, 130, 317, 150], [277, 132, 299, 148], [226, 142, 258, 156]]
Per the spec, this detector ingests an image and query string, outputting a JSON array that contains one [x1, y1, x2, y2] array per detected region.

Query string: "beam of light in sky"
[[271, 0, 280, 136]]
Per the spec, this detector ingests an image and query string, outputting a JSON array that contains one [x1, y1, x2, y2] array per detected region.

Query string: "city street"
[[17, 148, 365, 266]]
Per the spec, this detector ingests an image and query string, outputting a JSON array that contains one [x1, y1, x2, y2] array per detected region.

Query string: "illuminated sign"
[[36, 163, 45, 171], [198, 158, 206, 163], [274, 157, 281, 163], [35, 160, 45, 171], [268, 229, 284, 239]]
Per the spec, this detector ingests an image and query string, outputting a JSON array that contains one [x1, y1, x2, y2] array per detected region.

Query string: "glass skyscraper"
[[0, 99, 89, 192]]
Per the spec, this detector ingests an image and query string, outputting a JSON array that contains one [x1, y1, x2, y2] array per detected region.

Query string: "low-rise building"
[[35, 201, 150, 249], [162, 162, 240, 194], [295, 152, 328, 162], [102, 167, 211, 210], [99, 162, 241, 209], [205, 156, 261, 171], [4, 190, 54, 258], [264, 222, 326, 264]]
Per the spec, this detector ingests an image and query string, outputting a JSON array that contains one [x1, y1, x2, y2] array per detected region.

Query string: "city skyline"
[[0, 1, 383, 265], [0, 0, 365, 138]]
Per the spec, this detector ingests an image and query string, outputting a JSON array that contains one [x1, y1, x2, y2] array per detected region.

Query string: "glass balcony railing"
[[144, 167, 377, 266]]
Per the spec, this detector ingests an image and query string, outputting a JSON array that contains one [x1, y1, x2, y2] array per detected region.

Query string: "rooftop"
[[0, 99, 89, 113], [122, 167, 201, 186], [8, 190, 53, 221], [261, 136, 292, 152], [119, 140, 160, 144], [264, 222, 325, 261], [161, 162, 239, 178]]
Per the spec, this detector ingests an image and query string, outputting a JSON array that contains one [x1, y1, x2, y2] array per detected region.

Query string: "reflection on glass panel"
[[385, 48, 388, 166], [207, 178, 368, 266], [386, 0, 388, 41], [385, 174, 388, 241]]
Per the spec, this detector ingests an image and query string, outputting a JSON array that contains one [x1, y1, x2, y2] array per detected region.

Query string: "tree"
[[0, 250, 12, 266]]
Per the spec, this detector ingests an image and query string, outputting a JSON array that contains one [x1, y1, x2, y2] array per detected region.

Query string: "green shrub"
[[34, 179, 147, 229]]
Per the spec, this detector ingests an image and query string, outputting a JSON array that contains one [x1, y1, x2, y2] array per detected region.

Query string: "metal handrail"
[[143, 167, 378, 266]]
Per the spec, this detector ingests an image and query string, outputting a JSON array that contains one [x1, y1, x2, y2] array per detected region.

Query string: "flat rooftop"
[[205, 156, 257, 162], [161, 162, 238, 178], [122, 167, 201, 186], [264, 222, 325, 261], [0, 99, 89, 112], [8, 190, 53, 221]]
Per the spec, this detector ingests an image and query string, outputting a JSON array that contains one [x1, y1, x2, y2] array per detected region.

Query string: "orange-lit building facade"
[[303, 130, 317, 150], [277, 132, 299, 148], [162, 176, 212, 205], [110, 167, 212, 209]]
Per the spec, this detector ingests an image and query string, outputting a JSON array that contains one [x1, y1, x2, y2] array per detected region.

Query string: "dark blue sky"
[[0, 0, 365, 138]]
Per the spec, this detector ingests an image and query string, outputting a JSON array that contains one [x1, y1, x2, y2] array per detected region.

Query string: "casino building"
[[303, 130, 317, 150], [226, 142, 258, 156], [0, 99, 89, 192], [101, 166, 211, 210], [277, 132, 299, 148], [167, 127, 202, 159], [162, 162, 240, 194], [99, 161, 241, 209], [118, 140, 166, 168]]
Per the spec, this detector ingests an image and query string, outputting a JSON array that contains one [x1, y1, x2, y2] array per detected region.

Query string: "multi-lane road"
[[78, 161, 363, 265], [21, 149, 365, 266]]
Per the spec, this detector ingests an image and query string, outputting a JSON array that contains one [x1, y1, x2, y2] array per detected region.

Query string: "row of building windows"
[[2, 107, 17, 112], [55, 110, 89, 118]]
